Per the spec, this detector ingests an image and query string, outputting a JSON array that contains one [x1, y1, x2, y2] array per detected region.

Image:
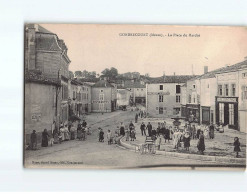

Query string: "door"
[[224, 103, 229, 126]]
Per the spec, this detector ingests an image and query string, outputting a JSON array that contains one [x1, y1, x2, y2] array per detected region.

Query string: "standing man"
[[135, 113, 138, 123], [140, 122, 146, 136], [146, 122, 152, 136], [119, 122, 125, 136]]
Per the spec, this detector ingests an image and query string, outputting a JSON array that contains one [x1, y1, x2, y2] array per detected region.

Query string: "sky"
[[41, 24, 247, 77]]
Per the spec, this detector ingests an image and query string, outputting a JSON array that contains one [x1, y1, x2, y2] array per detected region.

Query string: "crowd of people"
[[29, 119, 90, 150], [28, 112, 242, 158]]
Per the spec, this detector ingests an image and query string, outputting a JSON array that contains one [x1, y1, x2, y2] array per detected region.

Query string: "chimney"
[[204, 66, 208, 74]]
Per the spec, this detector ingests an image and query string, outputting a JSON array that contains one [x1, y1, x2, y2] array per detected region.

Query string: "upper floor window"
[[189, 95, 191, 103], [242, 72, 247, 78], [176, 85, 181, 94], [160, 85, 163, 90], [159, 95, 163, 102], [176, 95, 180, 103], [193, 84, 196, 89], [99, 94, 104, 101], [218, 85, 223, 96], [225, 84, 229, 96], [242, 86, 247, 100], [232, 84, 236, 96]]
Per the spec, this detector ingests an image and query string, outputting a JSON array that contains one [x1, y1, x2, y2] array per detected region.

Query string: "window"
[[219, 103, 224, 124], [225, 84, 229, 96], [243, 86, 247, 100], [73, 91, 76, 99], [193, 94, 196, 103], [99, 103, 104, 111], [159, 107, 163, 114], [100, 89, 104, 93], [229, 104, 234, 125], [99, 94, 104, 101], [176, 85, 181, 94], [160, 85, 163, 90], [242, 72, 247, 78], [159, 95, 163, 102], [176, 95, 180, 103], [232, 84, 236, 96], [189, 95, 191, 103], [193, 84, 195, 89], [218, 85, 223, 96]]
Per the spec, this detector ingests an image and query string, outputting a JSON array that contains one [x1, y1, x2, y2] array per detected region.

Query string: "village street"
[[24, 106, 245, 168]]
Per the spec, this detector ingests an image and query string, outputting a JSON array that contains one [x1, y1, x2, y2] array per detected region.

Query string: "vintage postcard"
[[24, 24, 247, 169]]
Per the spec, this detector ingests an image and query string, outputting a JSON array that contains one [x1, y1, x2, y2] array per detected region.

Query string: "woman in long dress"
[[77, 124, 83, 140], [70, 124, 76, 140], [64, 125, 70, 141], [183, 131, 190, 151], [197, 131, 205, 154], [53, 128, 59, 144], [41, 129, 49, 147]]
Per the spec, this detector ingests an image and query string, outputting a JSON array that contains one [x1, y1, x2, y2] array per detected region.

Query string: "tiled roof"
[[124, 80, 146, 88], [25, 70, 61, 86], [93, 80, 114, 88], [197, 60, 247, 80], [148, 75, 196, 84]]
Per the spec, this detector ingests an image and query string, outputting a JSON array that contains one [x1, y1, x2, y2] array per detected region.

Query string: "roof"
[[36, 33, 62, 51], [25, 70, 61, 86], [92, 80, 114, 88], [25, 24, 53, 34], [148, 75, 196, 84], [124, 80, 146, 88], [196, 60, 247, 80]]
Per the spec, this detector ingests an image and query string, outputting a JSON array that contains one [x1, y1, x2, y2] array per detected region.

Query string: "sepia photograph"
[[24, 24, 247, 169]]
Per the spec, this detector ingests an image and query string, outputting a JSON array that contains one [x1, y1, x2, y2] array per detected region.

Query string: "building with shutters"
[[146, 75, 196, 118]]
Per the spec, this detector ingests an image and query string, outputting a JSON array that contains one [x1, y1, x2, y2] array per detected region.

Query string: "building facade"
[[91, 80, 117, 112], [146, 75, 195, 118], [25, 24, 71, 129]]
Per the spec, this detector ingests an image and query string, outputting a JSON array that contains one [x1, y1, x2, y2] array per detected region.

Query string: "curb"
[[119, 137, 246, 165]]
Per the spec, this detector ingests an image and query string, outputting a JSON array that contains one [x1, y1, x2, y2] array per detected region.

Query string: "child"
[[130, 128, 135, 141], [125, 128, 130, 141], [114, 130, 119, 144], [99, 128, 104, 142], [234, 137, 241, 158], [107, 130, 112, 145]]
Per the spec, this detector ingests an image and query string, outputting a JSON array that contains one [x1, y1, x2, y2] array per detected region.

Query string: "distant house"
[[124, 80, 146, 105], [146, 75, 196, 118], [117, 87, 131, 108], [91, 80, 117, 112]]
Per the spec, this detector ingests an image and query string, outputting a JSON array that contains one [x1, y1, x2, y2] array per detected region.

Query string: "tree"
[[69, 71, 74, 79], [101, 67, 118, 79], [74, 71, 83, 78]]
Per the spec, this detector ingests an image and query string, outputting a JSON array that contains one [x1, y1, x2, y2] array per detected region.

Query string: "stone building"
[[24, 24, 71, 129], [146, 75, 195, 118], [91, 80, 117, 112]]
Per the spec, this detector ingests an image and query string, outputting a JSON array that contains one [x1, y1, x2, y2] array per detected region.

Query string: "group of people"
[[29, 120, 89, 150]]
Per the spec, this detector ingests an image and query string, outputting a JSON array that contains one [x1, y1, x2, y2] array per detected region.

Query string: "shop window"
[[160, 85, 163, 90], [225, 84, 229, 96], [176, 85, 181, 94], [232, 84, 236, 96], [219, 103, 224, 124], [218, 85, 223, 96], [229, 104, 234, 125], [159, 95, 163, 102], [176, 95, 180, 103]]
